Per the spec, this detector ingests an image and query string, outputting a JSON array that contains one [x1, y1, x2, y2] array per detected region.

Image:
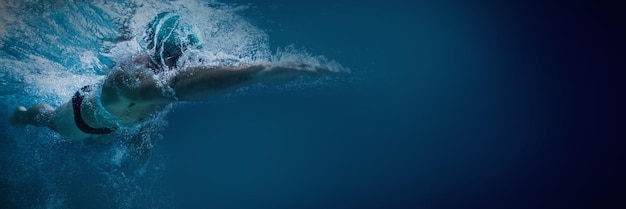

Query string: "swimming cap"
[[145, 12, 201, 68]]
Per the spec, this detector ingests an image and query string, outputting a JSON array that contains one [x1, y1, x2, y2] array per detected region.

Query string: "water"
[[1, 0, 623, 209]]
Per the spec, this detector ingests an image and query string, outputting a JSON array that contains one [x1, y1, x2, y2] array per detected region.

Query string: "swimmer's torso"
[[49, 72, 169, 141], [100, 57, 175, 126], [52, 55, 175, 140], [99, 94, 164, 126]]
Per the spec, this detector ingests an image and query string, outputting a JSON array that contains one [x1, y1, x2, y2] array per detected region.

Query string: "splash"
[[0, 0, 348, 208]]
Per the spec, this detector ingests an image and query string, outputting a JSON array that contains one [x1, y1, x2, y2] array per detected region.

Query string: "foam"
[[0, 1, 349, 208]]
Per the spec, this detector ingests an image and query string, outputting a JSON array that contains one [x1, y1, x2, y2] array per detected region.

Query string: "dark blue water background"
[[1, 0, 623, 208]]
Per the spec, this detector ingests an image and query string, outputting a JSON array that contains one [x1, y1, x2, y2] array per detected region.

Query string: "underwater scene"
[[1, 0, 623, 208]]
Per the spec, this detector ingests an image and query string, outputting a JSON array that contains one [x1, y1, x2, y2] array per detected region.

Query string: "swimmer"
[[8, 12, 344, 143]]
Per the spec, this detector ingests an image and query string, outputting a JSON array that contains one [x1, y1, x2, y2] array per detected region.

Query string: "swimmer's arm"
[[171, 63, 335, 101], [102, 69, 175, 105]]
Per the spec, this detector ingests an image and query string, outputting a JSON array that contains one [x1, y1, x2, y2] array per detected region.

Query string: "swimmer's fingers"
[[256, 62, 347, 84], [268, 62, 349, 76]]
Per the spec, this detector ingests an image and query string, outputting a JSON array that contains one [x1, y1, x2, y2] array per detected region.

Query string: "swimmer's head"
[[145, 12, 202, 69]]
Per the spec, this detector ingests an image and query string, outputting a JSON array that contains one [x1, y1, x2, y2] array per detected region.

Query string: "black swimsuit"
[[71, 85, 116, 135]]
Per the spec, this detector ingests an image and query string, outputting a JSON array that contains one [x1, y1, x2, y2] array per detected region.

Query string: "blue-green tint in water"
[[1, 0, 623, 209]]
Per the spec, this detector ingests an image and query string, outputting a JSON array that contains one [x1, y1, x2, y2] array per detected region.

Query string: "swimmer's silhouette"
[[9, 13, 344, 159]]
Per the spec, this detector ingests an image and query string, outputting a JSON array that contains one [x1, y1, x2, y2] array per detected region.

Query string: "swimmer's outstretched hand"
[[171, 62, 348, 101], [255, 62, 349, 84]]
